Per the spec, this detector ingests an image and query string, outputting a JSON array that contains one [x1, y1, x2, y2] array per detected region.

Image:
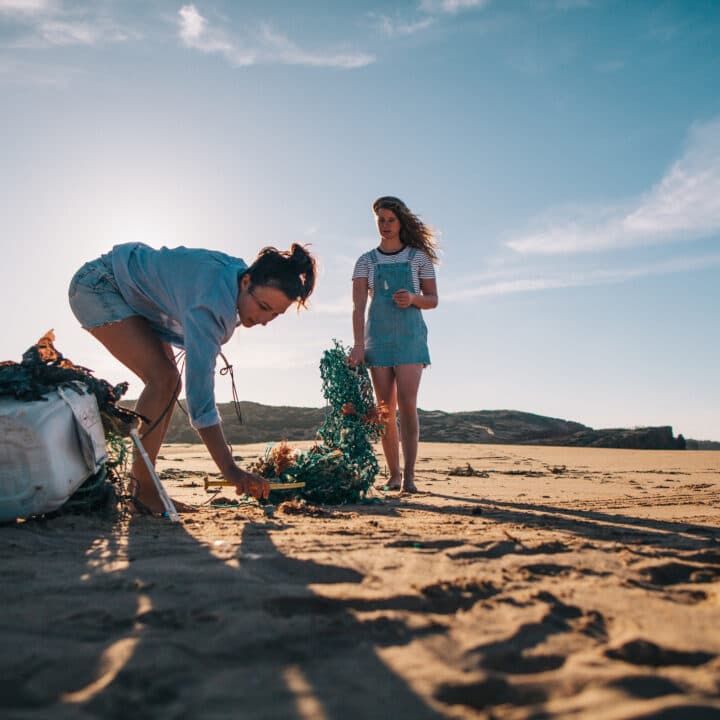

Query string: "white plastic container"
[[0, 383, 108, 522]]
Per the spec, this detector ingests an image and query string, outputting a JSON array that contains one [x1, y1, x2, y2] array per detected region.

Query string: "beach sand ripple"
[[1, 442, 719, 719]]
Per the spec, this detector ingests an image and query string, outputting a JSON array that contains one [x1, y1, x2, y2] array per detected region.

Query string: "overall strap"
[[407, 247, 418, 261]]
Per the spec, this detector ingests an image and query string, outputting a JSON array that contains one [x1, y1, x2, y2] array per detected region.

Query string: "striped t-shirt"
[[352, 246, 436, 293]]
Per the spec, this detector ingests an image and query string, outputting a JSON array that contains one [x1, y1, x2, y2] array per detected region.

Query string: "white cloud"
[[36, 20, 96, 45], [177, 3, 244, 61], [317, 250, 720, 307], [371, 13, 435, 36], [1, 1, 135, 49], [445, 253, 720, 300], [0, 0, 53, 14], [177, 3, 204, 42], [259, 24, 374, 69], [420, 0, 490, 14], [370, 0, 486, 37], [177, 4, 374, 69], [507, 117, 720, 255]]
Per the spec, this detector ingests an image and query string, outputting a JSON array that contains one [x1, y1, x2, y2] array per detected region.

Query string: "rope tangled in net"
[[0, 331, 139, 511], [248, 339, 387, 504], [0, 330, 143, 433]]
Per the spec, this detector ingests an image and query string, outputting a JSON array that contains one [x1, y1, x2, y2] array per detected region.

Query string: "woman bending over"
[[69, 241, 316, 514]]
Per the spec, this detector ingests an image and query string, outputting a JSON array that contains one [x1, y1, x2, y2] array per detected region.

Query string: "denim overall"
[[365, 248, 431, 367]]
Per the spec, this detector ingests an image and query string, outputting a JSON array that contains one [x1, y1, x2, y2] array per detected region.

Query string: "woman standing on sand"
[[349, 196, 440, 493], [69, 241, 316, 515]]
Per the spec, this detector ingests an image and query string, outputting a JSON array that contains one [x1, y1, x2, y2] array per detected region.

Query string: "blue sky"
[[1, 0, 718, 440]]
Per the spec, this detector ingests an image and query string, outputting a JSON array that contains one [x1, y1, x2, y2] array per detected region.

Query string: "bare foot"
[[127, 477, 196, 516], [127, 493, 157, 516], [375, 475, 402, 491], [400, 478, 419, 494], [169, 498, 197, 513], [128, 493, 196, 517]]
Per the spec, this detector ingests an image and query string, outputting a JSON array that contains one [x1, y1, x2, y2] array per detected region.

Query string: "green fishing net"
[[249, 339, 386, 504]]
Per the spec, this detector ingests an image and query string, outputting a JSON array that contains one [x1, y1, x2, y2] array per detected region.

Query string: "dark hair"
[[372, 196, 440, 264], [246, 244, 316, 308]]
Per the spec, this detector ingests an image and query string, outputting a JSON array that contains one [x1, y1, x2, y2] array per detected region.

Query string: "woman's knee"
[[397, 402, 418, 424], [396, 389, 417, 417], [144, 362, 182, 397]]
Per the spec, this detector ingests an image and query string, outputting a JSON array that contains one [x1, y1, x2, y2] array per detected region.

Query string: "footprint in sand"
[[386, 539, 466, 551], [449, 539, 570, 561], [434, 675, 545, 711], [605, 639, 715, 667], [481, 649, 566, 674], [639, 561, 720, 586], [468, 592, 608, 670], [604, 674, 684, 699], [520, 562, 574, 578], [419, 578, 499, 613]]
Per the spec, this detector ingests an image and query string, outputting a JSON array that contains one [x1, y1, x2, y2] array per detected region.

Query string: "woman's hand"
[[198, 424, 270, 500], [223, 464, 270, 500], [392, 289, 415, 308], [348, 344, 365, 367]]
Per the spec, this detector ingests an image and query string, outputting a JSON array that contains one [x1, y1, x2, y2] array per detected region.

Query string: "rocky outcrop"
[[533, 425, 687, 450]]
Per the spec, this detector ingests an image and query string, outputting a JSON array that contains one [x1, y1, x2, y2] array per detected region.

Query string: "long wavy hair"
[[372, 196, 440, 264]]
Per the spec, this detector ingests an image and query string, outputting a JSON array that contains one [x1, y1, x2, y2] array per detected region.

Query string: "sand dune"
[[1, 442, 719, 719]]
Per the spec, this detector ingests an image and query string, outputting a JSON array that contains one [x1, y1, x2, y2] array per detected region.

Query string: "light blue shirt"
[[108, 242, 247, 429]]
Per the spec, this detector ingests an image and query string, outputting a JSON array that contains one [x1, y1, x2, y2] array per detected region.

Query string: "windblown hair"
[[246, 244, 316, 308], [372, 196, 440, 264]]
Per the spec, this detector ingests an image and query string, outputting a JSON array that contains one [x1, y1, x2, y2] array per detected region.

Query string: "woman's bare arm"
[[197, 423, 270, 499], [349, 277, 369, 365], [392, 277, 438, 309]]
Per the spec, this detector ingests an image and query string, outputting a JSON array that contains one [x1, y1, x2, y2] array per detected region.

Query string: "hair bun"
[[289, 243, 312, 273], [247, 243, 317, 308]]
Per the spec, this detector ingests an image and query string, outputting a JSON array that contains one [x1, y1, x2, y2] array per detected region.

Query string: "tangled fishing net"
[[2, 333, 386, 511], [0, 330, 142, 433], [249, 339, 387, 504], [0, 330, 139, 511]]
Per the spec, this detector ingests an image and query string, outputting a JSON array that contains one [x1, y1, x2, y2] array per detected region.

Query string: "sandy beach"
[[2, 442, 719, 719]]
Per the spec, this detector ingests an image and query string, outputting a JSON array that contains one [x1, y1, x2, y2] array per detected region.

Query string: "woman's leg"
[[369, 366, 401, 489], [89, 316, 182, 513], [395, 364, 423, 492]]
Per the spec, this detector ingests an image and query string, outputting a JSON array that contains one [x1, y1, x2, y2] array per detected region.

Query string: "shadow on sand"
[[0, 509, 444, 720]]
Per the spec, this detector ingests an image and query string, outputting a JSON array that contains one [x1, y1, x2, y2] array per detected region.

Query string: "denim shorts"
[[68, 254, 137, 330]]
